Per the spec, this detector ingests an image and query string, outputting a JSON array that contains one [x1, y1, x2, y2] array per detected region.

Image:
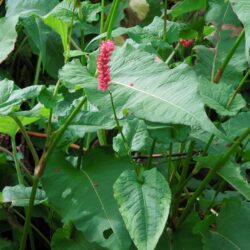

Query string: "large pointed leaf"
[[42, 149, 131, 250], [113, 168, 171, 250], [60, 44, 220, 136], [230, 0, 250, 63]]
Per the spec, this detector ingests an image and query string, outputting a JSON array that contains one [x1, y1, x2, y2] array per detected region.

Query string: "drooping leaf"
[[199, 78, 246, 116], [113, 168, 171, 250], [0, 16, 19, 64], [0, 115, 39, 137], [42, 149, 131, 250], [60, 44, 221, 137], [43, 0, 75, 51], [0, 0, 58, 64], [2, 185, 47, 206], [171, 0, 207, 18], [230, 0, 250, 63], [0, 79, 44, 115], [22, 17, 64, 78]]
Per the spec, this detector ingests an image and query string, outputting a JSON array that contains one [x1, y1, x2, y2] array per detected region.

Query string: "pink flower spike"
[[97, 40, 115, 91], [180, 39, 194, 48]]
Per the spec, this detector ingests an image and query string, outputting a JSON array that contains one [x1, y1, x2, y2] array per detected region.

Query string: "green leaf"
[[172, 0, 207, 18], [0, 0, 58, 64], [22, 17, 64, 78], [43, 0, 75, 51], [0, 115, 38, 137], [0, 238, 15, 250], [230, 0, 250, 63], [194, 30, 247, 86], [113, 118, 153, 155], [113, 168, 171, 250], [2, 185, 47, 206], [5, 0, 59, 17], [0, 79, 43, 114], [222, 112, 250, 139], [0, 16, 19, 64], [172, 213, 203, 250], [196, 155, 250, 201], [51, 227, 103, 250], [60, 44, 221, 137], [201, 199, 250, 250], [199, 78, 246, 116], [42, 149, 131, 250]]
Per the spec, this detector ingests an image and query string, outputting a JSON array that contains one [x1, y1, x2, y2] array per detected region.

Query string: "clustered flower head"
[[97, 40, 115, 91], [179, 39, 194, 47]]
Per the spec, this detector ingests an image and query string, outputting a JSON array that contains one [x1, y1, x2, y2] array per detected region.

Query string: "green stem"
[[147, 139, 156, 169], [109, 91, 129, 153], [167, 143, 173, 182], [13, 208, 50, 246], [227, 68, 250, 106], [11, 137, 24, 186], [97, 129, 107, 146], [76, 138, 84, 170], [100, 0, 105, 34], [19, 177, 39, 250], [106, 0, 120, 39], [163, 0, 168, 42], [214, 29, 245, 83], [34, 52, 42, 86], [166, 43, 180, 65], [177, 127, 250, 226], [0, 146, 33, 184], [104, 0, 115, 32], [11, 114, 39, 166], [174, 141, 195, 196], [20, 96, 87, 249]]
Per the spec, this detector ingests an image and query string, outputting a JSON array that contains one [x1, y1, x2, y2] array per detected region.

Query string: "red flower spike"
[[97, 40, 115, 91], [180, 39, 194, 48]]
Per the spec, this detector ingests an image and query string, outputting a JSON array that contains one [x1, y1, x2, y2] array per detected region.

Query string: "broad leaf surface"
[[42, 149, 131, 250], [196, 156, 250, 201], [113, 168, 171, 250], [60, 44, 220, 136], [0, 79, 43, 115], [199, 78, 246, 116], [172, 0, 206, 18], [230, 0, 250, 63], [2, 185, 47, 206]]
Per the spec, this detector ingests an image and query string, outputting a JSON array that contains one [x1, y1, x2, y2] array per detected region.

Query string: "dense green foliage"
[[0, 0, 249, 249]]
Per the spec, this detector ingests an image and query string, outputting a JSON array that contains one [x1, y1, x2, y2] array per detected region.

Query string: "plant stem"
[[106, 0, 120, 39], [147, 139, 156, 169], [104, 0, 116, 32], [0, 146, 33, 184], [11, 137, 24, 186], [177, 127, 250, 226], [109, 91, 129, 152], [214, 29, 245, 83], [166, 43, 180, 65], [11, 114, 39, 166], [76, 138, 84, 170], [174, 141, 195, 196], [163, 0, 168, 42], [13, 208, 50, 246], [227, 68, 250, 106], [100, 0, 105, 34], [19, 177, 39, 250]]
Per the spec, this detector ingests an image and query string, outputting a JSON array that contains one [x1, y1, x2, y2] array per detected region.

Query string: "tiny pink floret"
[[180, 39, 194, 47], [97, 40, 115, 91]]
